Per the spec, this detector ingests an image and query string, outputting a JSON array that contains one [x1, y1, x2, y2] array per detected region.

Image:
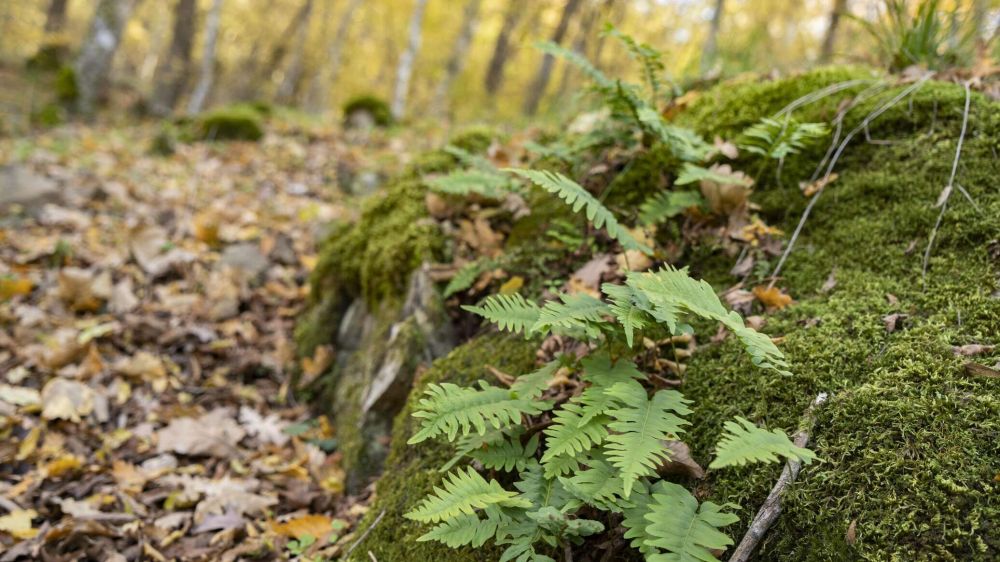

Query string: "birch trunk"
[[522, 0, 584, 116], [277, 0, 315, 104], [186, 0, 223, 114], [151, 0, 198, 115], [391, 0, 429, 120], [431, 0, 482, 117], [75, 0, 134, 115]]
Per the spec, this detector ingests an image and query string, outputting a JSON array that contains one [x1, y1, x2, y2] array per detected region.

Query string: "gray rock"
[[219, 243, 269, 280], [0, 165, 61, 213]]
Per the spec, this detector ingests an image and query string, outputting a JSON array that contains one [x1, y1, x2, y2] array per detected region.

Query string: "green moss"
[[149, 124, 177, 156], [54, 65, 78, 105], [194, 105, 264, 141], [448, 125, 502, 154], [343, 94, 393, 127], [31, 103, 64, 127], [674, 72, 1000, 560], [346, 334, 539, 561]]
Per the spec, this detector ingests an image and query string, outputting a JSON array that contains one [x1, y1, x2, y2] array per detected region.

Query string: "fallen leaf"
[[157, 408, 247, 457], [43, 454, 83, 478], [0, 276, 33, 301], [752, 285, 793, 310], [699, 163, 754, 216], [820, 269, 838, 293], [846, 519, 857, 545], [952, 344, 995, 356], [0, 509, 38, 540], [964, 362, 1000, 378], [883, 313, 907, 333], [57, 267, 112, 312], [238, 406, 289, 446], [0, 384, 41, 407], [656, 440, 705, 479], [114, 351, 167, 381], [498, 276, 524, 295], [41, 378, 96, 422], [270, 513, 334, 539], [799, 172, 838, 197]]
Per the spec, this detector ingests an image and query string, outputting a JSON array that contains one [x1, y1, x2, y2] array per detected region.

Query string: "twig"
[[345, 509, 387, 559], [770, 74, 932, 286], [728, 392, 828, 562], [922, 80, 972, 286]]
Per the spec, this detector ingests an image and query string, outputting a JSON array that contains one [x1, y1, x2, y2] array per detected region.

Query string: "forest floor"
[[0, 124, 400, 560]]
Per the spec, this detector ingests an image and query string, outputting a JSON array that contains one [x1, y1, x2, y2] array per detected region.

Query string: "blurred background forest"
[[2, 0, 998, 130]]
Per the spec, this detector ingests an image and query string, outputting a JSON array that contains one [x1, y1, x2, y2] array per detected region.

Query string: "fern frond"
[[533, 293, 611, 335], [621, 485, 658, 555], [514, 460, 573, 512], [709, 416, 815, 469], [541, 451, 581, 478], [472, 433, 540, 472], [427, 169, 514, 199], [605, 26, 668, 100], [643, 482, 739, 562], [604, 380, 691, 498], [444, 258, 491, 298], [577, 353, 645, 425], [675, 162, 754, 186], [740, 117, 828, 160], [418, 510, 505, 548], [505, 168, 651, 255], [636, 106, 713, 162], [559, 457, 629, 513], [463, 294, 541, 336], [409, 381, 551, 444], [638, 190, 703, 226], [541, 402, 609, 463], [405, 466, 531, 523], [511, 360, 560, 399], [601, 284, 651, 347]]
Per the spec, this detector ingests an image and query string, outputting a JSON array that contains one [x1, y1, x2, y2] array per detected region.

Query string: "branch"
[[728, 392, 828, 562]]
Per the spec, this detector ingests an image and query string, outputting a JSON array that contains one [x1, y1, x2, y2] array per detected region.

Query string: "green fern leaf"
[[514, 460, 573, 512], [463, 294, 541, 336], [505, 168, 651, 255], [577, 353, 645, 426], [418, 510, 506, 548], [636, 106, 713, 162], [601, 283, 651, 347], [533, 292, 611, 335], [511, 360, 560, 399], [405, 467, 531, 523], [710, 416, 815, 469], [643, 482, 739, 562], [605, 26, 668, 100], [444, 259, 490, 298], [409, 381, 551, 444], [674, 163, 754, 186], [621, 485, 658, 555], [638, 190, 703, 226], [427, 169, 514, 199], [541, 402, 609, 463], [471, 433, 540, 472], [604, 380, 691, 498], [559, 457, 629, 513]]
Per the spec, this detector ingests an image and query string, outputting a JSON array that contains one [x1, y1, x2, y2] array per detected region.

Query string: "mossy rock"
[[671, 69, 1000, 560], [193, 105, 265, 141], [345, 334, 538, 561], [343, 94, 393, 128]]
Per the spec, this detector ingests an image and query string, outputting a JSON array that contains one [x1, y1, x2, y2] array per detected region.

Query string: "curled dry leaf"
[[799, 172, 838, 197], [752, 285, 793, 310]]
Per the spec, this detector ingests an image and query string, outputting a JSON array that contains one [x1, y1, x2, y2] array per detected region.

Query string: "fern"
[[604, 380, 691, 498], [405, 466, 531, 523], [559, 457, 630, 513], [472, 433, 541, 472], [418, 510, 506, 548], [636, 106, 713, 162], [643, 482, 739, 562], [510, 360, 560, 399], [675, 162, 754, 186], [444, 258, 493, 298], [409, 381, 551, 443], [741, 117, 828, 160], [602, 283, 651, 347], [463, 293, 541, 336], [533, 292, 611, 335], [605, 26, 669, 101], [638, 190, 703, 226], [505, 169, 651, 255], [427, 169, 514, 199], [710, 416, 816, 469], [541, 402, 609, 464]]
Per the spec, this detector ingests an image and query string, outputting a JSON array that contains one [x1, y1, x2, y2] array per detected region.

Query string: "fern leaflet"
[[710, 416, 815, 469], [405, 466, 531, 523], [463, 294, 541, 336], [643, 482, 739, 562], [638, 190, 703, 226], [533, 292, 612, 335], [409, 381, 551, 443]]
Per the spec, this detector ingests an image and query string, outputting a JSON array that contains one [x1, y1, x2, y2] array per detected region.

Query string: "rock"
[[219, 243, 269, 281], [0, 165, 61, 214]]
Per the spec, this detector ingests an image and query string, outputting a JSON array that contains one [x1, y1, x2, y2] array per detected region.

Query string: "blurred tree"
[[484, 0, 529, 99], [277, 0, 315, 103], [309, 0, 364, 112], [523, 0, 584, 115], [75, 0, 135, 114], [44, 0, 69, 34], [819, 0, 849, 63], [555, 0, 610, 101], [701, 0, 725, 75], [392, 0, 430, 119], [187, 0, 223, 114], [432, 0, 482, 116], [151, 0, 198, 115]]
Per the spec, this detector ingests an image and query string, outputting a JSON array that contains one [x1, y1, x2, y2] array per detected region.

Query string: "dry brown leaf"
[[752, 285, 793, 310], [270, 513, 333, 539], [799, 172, 838, 197], [952, 344, 995, 356], [41, 378, 96, 422], [0, 509, 38, 540], [157, 408, 247, 457], [699, 163, 754, 216], [0, 276, 34, 301]]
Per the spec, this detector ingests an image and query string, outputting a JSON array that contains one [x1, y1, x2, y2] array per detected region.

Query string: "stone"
[[0, 165, 61, 214], [219, 243, 269, 280]]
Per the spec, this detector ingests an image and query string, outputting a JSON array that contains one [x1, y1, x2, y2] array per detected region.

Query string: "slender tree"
[[700, 0, 725, 75], [307, 0, 364, 112], [432, 0, 483, 116], [484, 0, 529, 98], [391, 0, 430, 120], [818, 0, 848, 63], [151, 0, 198, 115], [75, 0, 135, 114], [260, 0, 315, 85], [277, 0, 315, 103], [44, 0, 69, 34], [523, 0, 584, 116], [555, 0, 609, 100], [187, 0, 223, 114]]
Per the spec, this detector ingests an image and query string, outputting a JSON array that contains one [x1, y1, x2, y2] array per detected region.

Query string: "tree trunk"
[[260, 0, 315, 90], [522, 0, 584, 116], [151, 0, 198, 115], [700, 0, 725, 76], [277, 0, 315, 104], [74, 0, 135, 115], [44, 0, 69, 33], [555, 0, 608, 101], [391, 0, 429, 120], [484, 0, 528, 98], [431, 0, 482, 117], [818, 0, 848, 64], [307, 0, 364, 112], [186, 0, 223, 114]]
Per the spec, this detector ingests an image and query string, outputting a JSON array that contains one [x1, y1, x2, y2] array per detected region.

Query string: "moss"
[[346, 334, 539, 561], [448, 125, 502, 154], [26, 43, 69, 73], [31, 103, 64, 127], [149, 124, 177, 156], [343, 94, 393, 127], [193, 105, 265, 141], [673, 71, 1000, 560], [54, 66, 78, 106]]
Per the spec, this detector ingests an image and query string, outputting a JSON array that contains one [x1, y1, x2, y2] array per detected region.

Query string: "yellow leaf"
[[270, 514, 333, 539], [16, 426, 42, 461], [498, 276, 524, 295], [192, 212, 221, 245], [752, 286, 793, 310], [44, 454, 83, 478], [0, 276, 33, 301], [0, 509, 38, 540]]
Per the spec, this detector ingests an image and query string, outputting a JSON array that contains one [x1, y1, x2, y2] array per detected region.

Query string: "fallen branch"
[[728, 392, 828, 562], [345, 509, 387, 560]]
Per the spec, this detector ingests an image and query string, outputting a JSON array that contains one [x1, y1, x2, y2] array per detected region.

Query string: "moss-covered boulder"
[[345, 334, 538, 561], [343, 95, 393, 129], [193, 104, 265, 141]]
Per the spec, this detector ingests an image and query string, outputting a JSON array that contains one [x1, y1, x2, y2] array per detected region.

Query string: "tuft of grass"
[[850, 0, 975, 72]]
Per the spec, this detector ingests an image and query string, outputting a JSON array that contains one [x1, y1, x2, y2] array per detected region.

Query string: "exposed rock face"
[[322, 264, 455, 492]]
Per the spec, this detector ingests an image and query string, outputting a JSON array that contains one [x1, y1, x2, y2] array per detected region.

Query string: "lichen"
[[673, 71, 1000, 560], [345, 334, 539, 561]]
